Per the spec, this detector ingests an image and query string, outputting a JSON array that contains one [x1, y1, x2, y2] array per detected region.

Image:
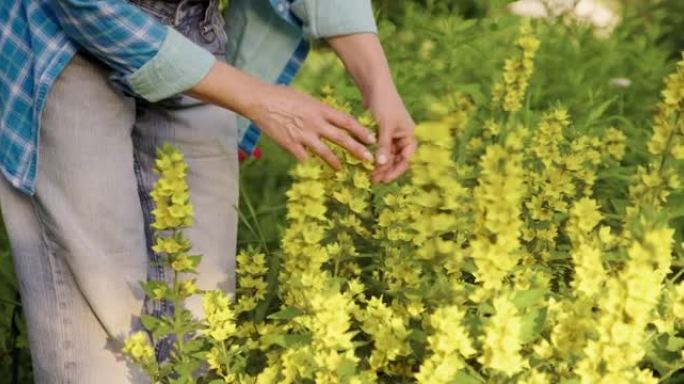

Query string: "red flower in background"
[[239, 146, 262, 163]]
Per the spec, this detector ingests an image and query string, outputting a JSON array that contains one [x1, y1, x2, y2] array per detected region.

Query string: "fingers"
[[303, 133, 343, 171], [375, 122, 394, 167], [372, 124, 395, 183], [326, 109, 376, 145], [382, 157, 410, 183], [321, 124, 374, 163], [372, 135, 417, 183], [289, 143, 309, 162]]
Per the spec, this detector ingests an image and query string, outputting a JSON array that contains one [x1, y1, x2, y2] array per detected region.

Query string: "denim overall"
[[130, 0, 228, 55]]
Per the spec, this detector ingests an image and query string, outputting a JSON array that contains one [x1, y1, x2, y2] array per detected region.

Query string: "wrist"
[[236, 82, 274, 122], [362, 78, 401, 108]]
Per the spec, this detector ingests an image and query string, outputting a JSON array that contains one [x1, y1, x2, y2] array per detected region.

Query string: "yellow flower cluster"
[[150, 144, 194, 230], [416, 305, 475, 384], [321, 97, 375, 280], [276, 142, 362, 381], [411, 121, 469, 262], [375, 187, 423, 296], [524, 108, 572, 257], [123, 25, 684, 384], [602, 127, 627, 160], [358, 297, 410, 370], [203, 290, 237, 342], [471, 140, 526, 298], [631, 54, 684, 212], [122, 331, 155, 365], [307, 291, 359, 383], [567, 198, 605, 298], [479, 296, 527, 376], [280, 160, 330, 305], [576, 226, 674, 383], [426, 91, 476, 137], [649, 53, 684, 160], [235, 248, 268, 314], [492, 25, 541, 112]]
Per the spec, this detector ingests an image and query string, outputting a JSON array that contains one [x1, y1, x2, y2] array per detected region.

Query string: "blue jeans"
[[0, 51, 238, 384]]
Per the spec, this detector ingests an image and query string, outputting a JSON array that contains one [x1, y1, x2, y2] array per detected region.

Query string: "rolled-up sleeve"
[[47, 0, 215, 101], [289, 0, 378, 39]]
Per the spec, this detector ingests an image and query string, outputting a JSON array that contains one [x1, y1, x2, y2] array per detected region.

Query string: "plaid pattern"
[[0, 0, 168, 194], [239, 0, 310, 156], [0, 0, 307, 194]]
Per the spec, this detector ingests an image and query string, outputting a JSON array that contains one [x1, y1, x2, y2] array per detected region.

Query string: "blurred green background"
[[3, 0, 684, 381]]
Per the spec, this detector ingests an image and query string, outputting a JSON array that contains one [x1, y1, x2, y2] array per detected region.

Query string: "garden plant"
[[122, 20, 684, 383], [3, 1, 684, 383]]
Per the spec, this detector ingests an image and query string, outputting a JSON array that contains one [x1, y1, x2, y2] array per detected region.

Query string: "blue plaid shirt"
[[0, 0, 308, 195]]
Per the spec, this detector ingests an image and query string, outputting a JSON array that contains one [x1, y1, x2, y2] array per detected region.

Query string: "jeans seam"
[[28, 197, 76, 381]]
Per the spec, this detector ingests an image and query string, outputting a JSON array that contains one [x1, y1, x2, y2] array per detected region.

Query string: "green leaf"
[[263, 333, 311, 348], [140, 314, 159, 332], [336, 358, 357, 379], [582, 96, 617, 127], [408, 329, 427, 344], [666, 335, 684, 352], [188, 255, 203, 269], [450, 370, 481, 384], [184, 338, 205, 354], [267, 306, 304, 320], [519, 308, 547, 344], [512, 289, 547, 310], [140, 280, 168, 300], [152, 319, 174, 339]]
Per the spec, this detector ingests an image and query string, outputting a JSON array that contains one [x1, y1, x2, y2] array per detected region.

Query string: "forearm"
[[326, 33, 398, 100], [328, 32, 416, 183], [188, 61, 270, 120]]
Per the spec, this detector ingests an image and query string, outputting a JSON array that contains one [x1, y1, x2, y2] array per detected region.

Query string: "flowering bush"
[[125, 24, 684, 383]]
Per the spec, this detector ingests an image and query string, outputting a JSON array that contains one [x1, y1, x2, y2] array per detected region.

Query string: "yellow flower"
[[122, 331, 155, 365], [178, 280, 198, 297], [478, 296, 526, 376], [150, 145, 193, 230], [493, 26, 540, 112], [202, 290, 237, 342], [170, 254, 195, 272]]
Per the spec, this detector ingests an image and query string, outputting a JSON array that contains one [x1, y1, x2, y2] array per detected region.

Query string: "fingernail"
[[368, 134, 376, 143], [364, 151, 374, 162], [378, 154, 387, 165]]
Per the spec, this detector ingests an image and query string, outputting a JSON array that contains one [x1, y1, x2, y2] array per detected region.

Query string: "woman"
[[0, 0, 415, 382]]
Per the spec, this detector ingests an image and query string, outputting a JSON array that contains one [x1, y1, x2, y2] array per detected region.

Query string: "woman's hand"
[[247, 85, 375, 170], [327, 32, 417, 184], [188, 61, 375, 170], [365, 85, 417, 184]]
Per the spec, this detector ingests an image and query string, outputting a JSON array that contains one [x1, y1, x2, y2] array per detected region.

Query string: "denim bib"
[[129, 0, 227, 55]]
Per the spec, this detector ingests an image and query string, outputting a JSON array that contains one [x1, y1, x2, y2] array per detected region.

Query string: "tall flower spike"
[[492, 24, 540, 113], [150, 143, 194, 230]]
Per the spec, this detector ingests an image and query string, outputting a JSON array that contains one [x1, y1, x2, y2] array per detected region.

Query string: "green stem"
[[171, 268, 187, 363], [659, 362, 684, 383], [669, 267, 684, 284], [657, 111, 680, 175]]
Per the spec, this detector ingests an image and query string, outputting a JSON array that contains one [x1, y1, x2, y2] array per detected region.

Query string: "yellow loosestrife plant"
[[124, 26, 684, 384]]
